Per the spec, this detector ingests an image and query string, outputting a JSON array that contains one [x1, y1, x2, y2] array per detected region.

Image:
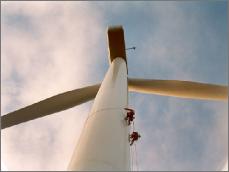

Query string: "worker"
[[124, 108, 135, 125], [129, 131, 141, 146]]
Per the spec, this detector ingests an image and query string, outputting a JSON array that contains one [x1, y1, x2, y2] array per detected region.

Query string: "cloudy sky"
[[1, 1, 228, 171]]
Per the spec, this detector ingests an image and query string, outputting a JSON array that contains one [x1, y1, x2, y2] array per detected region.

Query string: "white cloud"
[[1, 2, 106, 170]]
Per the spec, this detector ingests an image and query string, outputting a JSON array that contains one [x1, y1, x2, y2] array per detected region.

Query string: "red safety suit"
[[124, 108, 135, 125], [129, 131, 141, 146]]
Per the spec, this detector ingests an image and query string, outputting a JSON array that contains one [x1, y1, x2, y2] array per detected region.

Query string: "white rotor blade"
[[1, 84, 100, 129], [128, 78, 228, 101]]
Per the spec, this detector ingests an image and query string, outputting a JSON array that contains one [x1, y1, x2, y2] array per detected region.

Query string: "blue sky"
[[1, 1, 228, 171]]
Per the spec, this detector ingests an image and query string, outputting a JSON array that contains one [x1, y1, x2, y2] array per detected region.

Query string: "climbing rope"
[[130, 119, 134, 171], [129, 117, 134, 171], [125, 107, 139, 171], [134, 143, 139, 171], [132, 120, 135, 131], [130, 143, 134, 171], [131, 120, 139, 171]]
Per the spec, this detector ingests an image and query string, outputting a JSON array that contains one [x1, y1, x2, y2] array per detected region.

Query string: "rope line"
[[130, 121, 134, 171], [133, 120, 135, 131], [134, 143, 139, 171], [131, 145, 134, 171], [126, 108, 139, 171], [130, 144, 133, 171]]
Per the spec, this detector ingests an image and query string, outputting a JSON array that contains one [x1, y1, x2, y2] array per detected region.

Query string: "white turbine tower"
[[1, 26, 228, 171]]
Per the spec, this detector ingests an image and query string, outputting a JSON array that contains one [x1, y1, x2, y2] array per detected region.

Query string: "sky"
[[1, 1, 228, 171]]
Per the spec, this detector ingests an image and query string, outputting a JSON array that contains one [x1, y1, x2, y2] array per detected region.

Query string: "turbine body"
[[68, 58, 130, 170]]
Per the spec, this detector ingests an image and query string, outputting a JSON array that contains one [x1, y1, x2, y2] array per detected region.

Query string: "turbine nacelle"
[[107, 26, 127, 65]]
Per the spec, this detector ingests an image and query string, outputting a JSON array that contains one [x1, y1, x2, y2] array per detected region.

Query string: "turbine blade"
[[128, 78, 228, 101], [1, 84, 100, 129]]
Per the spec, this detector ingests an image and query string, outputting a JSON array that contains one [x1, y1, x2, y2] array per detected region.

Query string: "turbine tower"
[[1, 26, 228, 171]]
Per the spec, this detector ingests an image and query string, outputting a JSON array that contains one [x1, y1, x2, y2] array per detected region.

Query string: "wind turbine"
[[1, 25, 228, 171]]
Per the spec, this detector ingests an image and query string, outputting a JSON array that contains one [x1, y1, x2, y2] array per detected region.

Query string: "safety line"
[[133, 121, 135, 132], [134, 143, 139, 171], [130, 143, 134, 171]]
